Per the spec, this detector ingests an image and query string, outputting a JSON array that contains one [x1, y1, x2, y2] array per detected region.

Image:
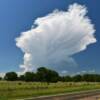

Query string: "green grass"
[[0, 81, 100, 100]]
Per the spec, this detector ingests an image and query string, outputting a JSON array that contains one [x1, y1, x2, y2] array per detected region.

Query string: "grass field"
[[0, 81, 100, 100]]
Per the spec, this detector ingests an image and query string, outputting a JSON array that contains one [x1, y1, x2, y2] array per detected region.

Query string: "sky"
[[0, 0, 100, 75]]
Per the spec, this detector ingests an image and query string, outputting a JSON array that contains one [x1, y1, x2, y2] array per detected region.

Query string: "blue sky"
[[0, 0, 99, 74]]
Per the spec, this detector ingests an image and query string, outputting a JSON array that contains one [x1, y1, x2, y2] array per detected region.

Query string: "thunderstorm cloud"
[[16, 3, 96, 73]]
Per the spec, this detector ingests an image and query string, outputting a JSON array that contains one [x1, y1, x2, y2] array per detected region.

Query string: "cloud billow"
[[16, 3, 96, 73]]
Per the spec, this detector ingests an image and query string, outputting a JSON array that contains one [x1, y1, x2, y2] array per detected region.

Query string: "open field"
[[0, 81, 100, 100]]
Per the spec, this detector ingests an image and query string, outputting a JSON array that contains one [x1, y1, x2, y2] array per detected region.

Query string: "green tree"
[[46, 70, 59, 82], [82, 74, 99, 82], [4, 72, 18, 81], [37, 67, 47, 82], [72, 75, 82, 82], [37, 67, 59, 83], [24, 72, 36, 82], [18, 75, 25, 81], [61, 76, 72, 82]]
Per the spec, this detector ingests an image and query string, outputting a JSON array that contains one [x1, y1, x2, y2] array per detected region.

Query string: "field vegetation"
[[0, 67, 100, 100], [0, 81, 100, 100]]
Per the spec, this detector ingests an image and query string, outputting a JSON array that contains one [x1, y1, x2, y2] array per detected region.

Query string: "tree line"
[[0, 67, 100, 82]]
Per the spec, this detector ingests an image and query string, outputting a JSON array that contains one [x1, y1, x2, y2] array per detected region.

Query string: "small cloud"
[[88, 69, 96, 74], [62, 70, 68, 74], [76, 72, 81, 75], [81, 70, 87, 74], [61, 70, 68, 74], [0, 73, 5, 78]]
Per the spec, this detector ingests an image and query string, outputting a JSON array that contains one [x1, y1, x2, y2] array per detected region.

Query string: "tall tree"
[[37, 67, 59, 82], [24, 72, 36, 82], [4, 72, 17, 81], [72, 75, 82, 82]]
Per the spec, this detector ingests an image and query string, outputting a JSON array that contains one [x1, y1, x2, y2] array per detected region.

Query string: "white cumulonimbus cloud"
[[16, 3, 96, 73]]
